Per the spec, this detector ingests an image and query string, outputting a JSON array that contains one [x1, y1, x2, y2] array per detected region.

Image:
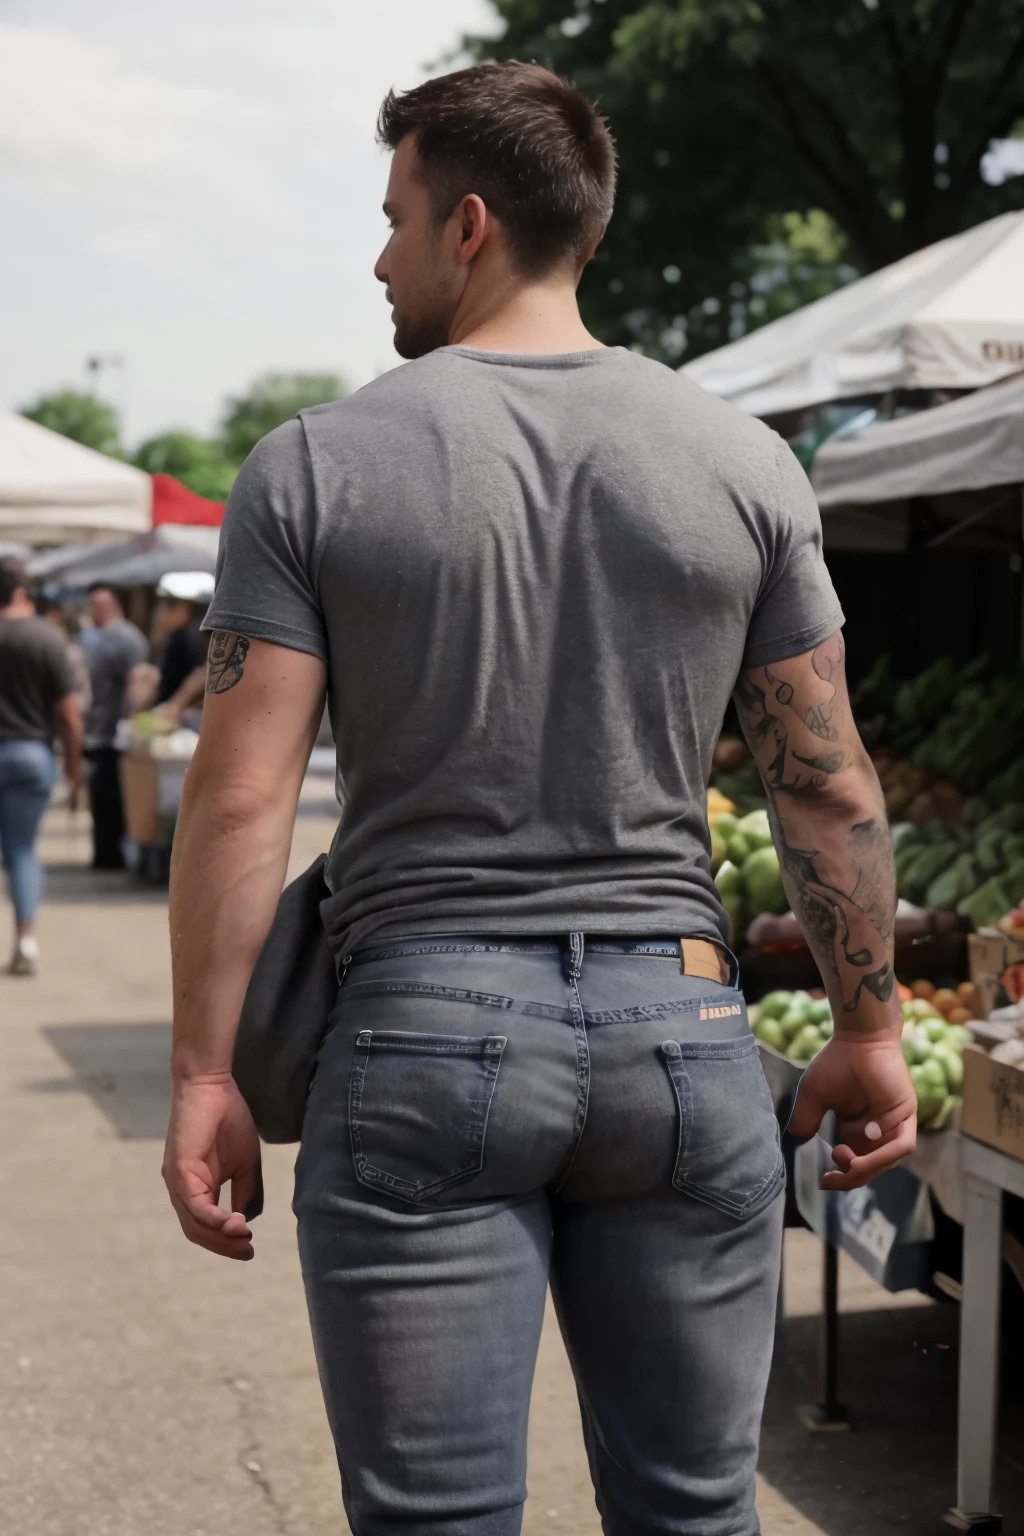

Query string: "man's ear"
[[454, 193, 489, 265]]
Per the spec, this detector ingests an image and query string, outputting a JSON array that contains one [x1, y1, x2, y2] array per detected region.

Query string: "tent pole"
[[1019, 486, 1024, 665]]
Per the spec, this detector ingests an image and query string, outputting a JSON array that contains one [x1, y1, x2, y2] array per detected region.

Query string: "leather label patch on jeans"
[[679, 938, 730, 985], [699, 1003, 743, 1021]]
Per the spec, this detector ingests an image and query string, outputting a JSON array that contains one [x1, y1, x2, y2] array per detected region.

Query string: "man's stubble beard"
[[390, 256, 460, 360], [391, 308, 453, 360]]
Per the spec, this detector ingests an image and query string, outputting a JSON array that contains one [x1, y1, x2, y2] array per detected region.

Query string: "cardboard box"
[[962, 1043, 1024, 1164], [119, 751, 190, 847], [968, 927, 1024, 1018], [120, 752, 159, 845]]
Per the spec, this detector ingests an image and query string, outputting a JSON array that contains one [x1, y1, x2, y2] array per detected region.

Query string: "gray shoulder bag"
[[232, 854, 339, 1144]]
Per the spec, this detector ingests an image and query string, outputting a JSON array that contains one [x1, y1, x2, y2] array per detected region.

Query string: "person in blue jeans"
[[0, 560, 83, 975], [162, 65, 917, 1536]]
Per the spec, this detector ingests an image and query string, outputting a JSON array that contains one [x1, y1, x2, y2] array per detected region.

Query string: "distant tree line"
[[20, 372, 347, 501]]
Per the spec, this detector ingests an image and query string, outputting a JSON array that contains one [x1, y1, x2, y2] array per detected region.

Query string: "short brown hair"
[[0, 557, 28, 607], [377, 62, 616, 274]]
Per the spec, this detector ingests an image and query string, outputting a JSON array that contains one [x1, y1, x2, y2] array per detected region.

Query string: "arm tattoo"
[[767, 804, 895, 1012], [734, 633, 896, 1013], [734, 633, 849, 794], [205, 631, 251, 695]]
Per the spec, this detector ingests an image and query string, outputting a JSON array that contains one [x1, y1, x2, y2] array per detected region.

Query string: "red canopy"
[[150, 473, 225, 527]]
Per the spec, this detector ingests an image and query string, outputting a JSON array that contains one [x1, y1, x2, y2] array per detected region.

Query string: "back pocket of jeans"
[[661, 1034, 783, 1220], [349, 1029, 506, 1203]]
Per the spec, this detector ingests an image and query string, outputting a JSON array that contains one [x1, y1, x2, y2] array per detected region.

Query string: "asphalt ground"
[[1, 804, 1022, 1535]]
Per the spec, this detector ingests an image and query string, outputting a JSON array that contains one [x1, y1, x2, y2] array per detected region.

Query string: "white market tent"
[[680, 211, 1024, 417], [812, 369, 1024, 509], [0, 409, 151, 546]]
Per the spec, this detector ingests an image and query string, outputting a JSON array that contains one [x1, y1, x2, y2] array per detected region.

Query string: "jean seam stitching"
[[551, 948, 591, 1193]]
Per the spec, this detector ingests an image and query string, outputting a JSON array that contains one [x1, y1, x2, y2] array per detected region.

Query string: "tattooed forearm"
[[767, 802, 895, 1012], [205, 631, 251, 695], [733, 632, 898, 1022]]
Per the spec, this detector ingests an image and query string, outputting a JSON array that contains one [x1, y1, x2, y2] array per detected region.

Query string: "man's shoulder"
[[620, 351, 780, 458], [5, 616, 65, 657], [298, 356, 447, 434]]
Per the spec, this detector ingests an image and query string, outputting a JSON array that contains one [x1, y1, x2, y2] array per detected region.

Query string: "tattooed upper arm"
[[733, 632, 857, 795], [205, 631, 251, 695]]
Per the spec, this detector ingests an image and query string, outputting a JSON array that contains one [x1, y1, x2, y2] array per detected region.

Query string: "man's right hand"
[[787, 1033, 917, 1190], [162, 1074, 263, 1261]]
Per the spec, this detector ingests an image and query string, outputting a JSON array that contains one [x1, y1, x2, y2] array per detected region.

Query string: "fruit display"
[[707, 785, 735, 827], [893, 802, 1024, 925], [709, 763, 767, 817], [751, 989, 834, 1063], [752, 978, 975, 1130], [712, 810, 787, 943], [997, 901, 1024, 938], [853, 655, 1024, 821], [709, 730, 767, 816]]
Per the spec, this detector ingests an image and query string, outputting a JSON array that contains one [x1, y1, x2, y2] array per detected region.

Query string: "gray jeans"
[[294, 935, 785, 1536]]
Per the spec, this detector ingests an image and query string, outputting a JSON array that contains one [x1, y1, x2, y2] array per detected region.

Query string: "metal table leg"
[[945, 1172, 1003, 1534], [798, 1239, 851, 1431]]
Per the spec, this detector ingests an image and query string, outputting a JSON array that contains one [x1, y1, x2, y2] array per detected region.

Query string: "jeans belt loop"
[[566, 931, 585, 983]]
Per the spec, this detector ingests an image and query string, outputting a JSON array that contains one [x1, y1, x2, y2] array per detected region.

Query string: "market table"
[[946, 1133, 1024, 1534]]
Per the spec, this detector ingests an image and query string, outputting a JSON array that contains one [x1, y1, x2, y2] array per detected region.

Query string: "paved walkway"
[[2, 810, 1022, 1534]]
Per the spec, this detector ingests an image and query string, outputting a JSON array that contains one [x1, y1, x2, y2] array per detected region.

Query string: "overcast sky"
[[0, 1, 497, 446]]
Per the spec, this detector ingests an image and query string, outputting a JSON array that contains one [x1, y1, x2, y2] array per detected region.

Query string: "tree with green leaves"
[[20, 391, 122, 457], [467, 0, 1024, 361], [219, 373, 347, 463], [131, 431, 239, 502]]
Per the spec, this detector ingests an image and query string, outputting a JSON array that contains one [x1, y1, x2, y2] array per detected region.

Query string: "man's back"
[[207, 346, 841, 955]]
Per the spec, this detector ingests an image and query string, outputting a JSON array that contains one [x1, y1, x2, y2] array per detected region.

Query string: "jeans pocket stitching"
[[349, 1030, 506, 1203], [661, 1047, 784, 1220]]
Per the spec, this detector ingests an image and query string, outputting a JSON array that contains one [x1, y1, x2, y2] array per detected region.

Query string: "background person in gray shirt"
[[162, 63, 916, 1536], [79, 585, 148, 869]]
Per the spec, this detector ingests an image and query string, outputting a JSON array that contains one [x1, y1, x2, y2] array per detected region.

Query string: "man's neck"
[[0, 597, 33, 620], [448, 274, 603, 358]]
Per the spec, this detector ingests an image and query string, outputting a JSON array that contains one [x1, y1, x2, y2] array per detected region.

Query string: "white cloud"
[[0, 25, 211, 175]]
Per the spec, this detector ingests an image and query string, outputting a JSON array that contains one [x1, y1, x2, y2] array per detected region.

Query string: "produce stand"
[[760, 1037, 958, 1433], [947, 1134, 1024, 1534], [741, 911, 968, 996]]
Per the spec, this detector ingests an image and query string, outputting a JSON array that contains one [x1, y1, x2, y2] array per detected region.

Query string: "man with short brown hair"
[[164, 63, 915, 1536]]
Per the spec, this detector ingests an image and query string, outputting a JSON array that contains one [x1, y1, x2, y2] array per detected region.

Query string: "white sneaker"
[[9, 938, 39, 976]]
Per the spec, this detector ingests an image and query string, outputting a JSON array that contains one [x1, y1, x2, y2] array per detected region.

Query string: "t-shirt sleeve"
[[43, 635, 79, 701], [201, 419, 327, 661], [742, 437, 845, 670]]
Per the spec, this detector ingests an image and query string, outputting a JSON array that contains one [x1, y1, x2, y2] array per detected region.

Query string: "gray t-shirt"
[[0, 616, 77, 743], [80, 619, 149, 749], [206, 346, 842, 957]]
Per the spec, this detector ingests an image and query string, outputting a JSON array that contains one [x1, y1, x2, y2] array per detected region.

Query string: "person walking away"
[[0, 560, 83, 974], [79, 584, 148, 869], [162, 64, 917, 1536]]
